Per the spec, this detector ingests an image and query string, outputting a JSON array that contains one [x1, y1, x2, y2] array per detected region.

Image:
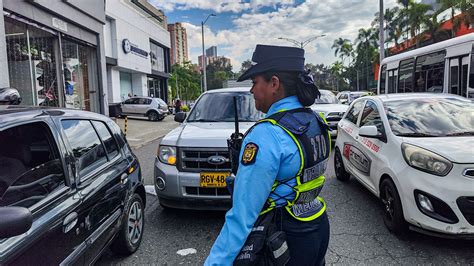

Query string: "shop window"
[[150, 42, 165, 72], [62, 39, 99, 112], [5, 17, 59, 107], [120, 72, 133, 100]]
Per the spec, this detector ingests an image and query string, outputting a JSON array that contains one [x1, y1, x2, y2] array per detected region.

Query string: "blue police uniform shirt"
[[205, 95, 302, 265]]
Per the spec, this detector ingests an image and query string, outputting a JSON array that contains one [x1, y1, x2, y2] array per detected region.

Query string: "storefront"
[[1, 0, 106, 113], [105, 0, 171, 108]]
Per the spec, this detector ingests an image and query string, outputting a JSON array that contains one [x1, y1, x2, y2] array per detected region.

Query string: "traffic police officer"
[[205, 44, 331, 266]]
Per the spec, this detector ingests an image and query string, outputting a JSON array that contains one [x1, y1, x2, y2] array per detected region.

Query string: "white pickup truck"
[[153, 87, 263, 210]]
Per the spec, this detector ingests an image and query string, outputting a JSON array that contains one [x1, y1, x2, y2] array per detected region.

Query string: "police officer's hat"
[[237, 44, 305, 82]]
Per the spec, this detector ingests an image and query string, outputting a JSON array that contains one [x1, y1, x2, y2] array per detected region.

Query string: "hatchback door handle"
[[63, 212, 78, 234], [121, 173, 128, 184]]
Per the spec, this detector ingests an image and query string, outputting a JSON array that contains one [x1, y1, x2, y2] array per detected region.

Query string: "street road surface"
[[98, 130, 474, 265]]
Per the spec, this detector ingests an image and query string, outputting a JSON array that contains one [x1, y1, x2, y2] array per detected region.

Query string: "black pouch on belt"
[[234, 210, 290, 266]]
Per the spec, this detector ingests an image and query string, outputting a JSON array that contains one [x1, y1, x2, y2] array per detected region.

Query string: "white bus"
[[378, 33, 474, 98]]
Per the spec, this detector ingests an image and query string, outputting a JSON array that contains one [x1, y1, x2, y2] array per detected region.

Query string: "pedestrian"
[[205, 44, 331, 265], [175, 98, 181, 113]]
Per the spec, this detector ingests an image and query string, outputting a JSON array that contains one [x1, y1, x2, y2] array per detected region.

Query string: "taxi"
[[334, 93, 474, 238]]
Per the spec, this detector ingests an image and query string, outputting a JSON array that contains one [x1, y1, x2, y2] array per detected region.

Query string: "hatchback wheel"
[[110, 193, 144, 255], [147, 111, 158, 121], [335, 148, 350, 182], [380, 179, 408, 237]]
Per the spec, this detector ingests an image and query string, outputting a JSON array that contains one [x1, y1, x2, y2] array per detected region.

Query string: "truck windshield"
[[314, 90, 339, 104], [187, 92, 264, 122]]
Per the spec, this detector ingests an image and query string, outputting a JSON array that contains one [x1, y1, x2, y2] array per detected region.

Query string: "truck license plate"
[[200, 172, 229, 188]]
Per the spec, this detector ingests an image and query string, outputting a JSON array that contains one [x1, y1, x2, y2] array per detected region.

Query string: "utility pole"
[[379, 0, 385, 64], [201, 14, 216, 92]]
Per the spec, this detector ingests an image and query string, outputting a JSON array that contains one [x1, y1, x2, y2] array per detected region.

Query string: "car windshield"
[[187, 92, 264, 122], [384, 97, 474, 137], [315, 90, 339, 104]]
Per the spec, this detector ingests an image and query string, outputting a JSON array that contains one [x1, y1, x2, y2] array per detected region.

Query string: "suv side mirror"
[[174, 112, 187, 123], [359, 125, 383, 139], [0, 207, 33, 238]]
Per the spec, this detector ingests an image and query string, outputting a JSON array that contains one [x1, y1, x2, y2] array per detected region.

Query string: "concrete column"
[[0, 0, 10, 88]]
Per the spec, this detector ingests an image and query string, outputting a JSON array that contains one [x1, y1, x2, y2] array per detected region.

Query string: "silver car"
[[154, 87, 263, 210], [120, 96, 168, 121], [310, 90, 348, 139]]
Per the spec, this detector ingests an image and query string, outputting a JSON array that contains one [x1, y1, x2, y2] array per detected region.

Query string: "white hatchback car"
[[334, 93, 474, 239]]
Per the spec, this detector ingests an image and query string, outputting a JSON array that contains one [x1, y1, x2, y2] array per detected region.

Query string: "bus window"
[[461, 56, 469, 98], [388, 70, 397, 93], [449, 58, 459, 95], [415, 51, 445, 93], [398, 58, 414, 93], [470, 52, 474, 98], [379, 65, 386, 94]]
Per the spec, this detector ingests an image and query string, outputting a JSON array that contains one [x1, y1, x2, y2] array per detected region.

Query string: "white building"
[[105, 0, 171, 107]]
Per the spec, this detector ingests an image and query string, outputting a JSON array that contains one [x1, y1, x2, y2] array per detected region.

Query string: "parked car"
[[334, 93, 474, 239], [336, 91, 371, 105], [154, 87, 263, 210], [120, 96, 168, 121], [0, 106, 146, 264], [310, 89, 348, 139]]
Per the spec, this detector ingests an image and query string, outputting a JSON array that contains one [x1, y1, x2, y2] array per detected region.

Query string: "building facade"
[[1, 0, 107, 113], [198, 55, 232, 69], [167, 22, 188, 65], [206, 46, 217, 57], [105, 0, 171, 106]]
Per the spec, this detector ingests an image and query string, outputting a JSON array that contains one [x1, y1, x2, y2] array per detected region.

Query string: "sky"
[[149, 0, 399, 73]]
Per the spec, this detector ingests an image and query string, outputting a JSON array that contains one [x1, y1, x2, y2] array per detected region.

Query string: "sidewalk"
[[112, 115, 180, 149]]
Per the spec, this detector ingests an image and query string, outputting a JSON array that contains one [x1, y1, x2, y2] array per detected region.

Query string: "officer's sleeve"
[[204, 124, 283, 265]]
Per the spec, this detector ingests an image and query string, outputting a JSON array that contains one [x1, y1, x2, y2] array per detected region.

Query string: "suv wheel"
[[157, 115, 165, 121], [110, 193, 144, 255], [147, 111, 158, 121], [335, 148, 350, 182], [380, 179, 408, 238]]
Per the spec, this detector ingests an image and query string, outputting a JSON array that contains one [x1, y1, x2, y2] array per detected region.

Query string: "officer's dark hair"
[[261, 71, 320, 106]]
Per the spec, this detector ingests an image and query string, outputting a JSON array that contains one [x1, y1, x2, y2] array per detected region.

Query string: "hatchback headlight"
[[401, 143, 452, 176], [158, 145, 177, 165]]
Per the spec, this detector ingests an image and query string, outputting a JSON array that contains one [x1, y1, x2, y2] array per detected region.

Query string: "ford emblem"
[[208, 155, 226, 165]]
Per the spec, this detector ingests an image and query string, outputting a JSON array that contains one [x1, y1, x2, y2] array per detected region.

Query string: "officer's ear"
[[270, 75, 281, 95]]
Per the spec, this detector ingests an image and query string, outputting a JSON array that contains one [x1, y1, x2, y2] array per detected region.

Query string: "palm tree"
[[404, 1, 432, 47], [332, 38, 354, 66], [330, 61, 344, 91], [355, 28, 378, 90], [425, 15, 451, 43]]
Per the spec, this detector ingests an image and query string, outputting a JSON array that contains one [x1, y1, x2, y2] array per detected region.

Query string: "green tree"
[[170, 61, 202, 103], [436, 0, 474, 37], [206, 57, 233, 90], [403, 1, 432, 47]]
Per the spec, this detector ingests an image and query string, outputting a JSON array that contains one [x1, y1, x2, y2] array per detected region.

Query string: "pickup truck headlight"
[[158, 145, 177, 165], [401, 143, 452, 176]]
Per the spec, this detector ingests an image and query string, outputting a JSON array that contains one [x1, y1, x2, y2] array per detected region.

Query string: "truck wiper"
[[188, 119, 220, 122]]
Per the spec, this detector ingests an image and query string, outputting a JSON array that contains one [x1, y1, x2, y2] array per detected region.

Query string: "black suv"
[[0, 107, 146, 265]]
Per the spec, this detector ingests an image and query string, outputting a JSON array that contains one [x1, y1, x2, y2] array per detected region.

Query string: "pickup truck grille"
[[178, 148, 231, 173]]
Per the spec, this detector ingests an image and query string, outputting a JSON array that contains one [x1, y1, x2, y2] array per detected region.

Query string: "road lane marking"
[[145, 185, 157, 196], [177, 248, 197, 256]]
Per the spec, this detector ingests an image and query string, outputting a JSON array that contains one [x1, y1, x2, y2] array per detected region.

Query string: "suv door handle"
[[121, 173, 128, 184], [63, 212, 78, 234]]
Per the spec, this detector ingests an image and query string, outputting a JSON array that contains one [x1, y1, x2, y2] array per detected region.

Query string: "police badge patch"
[[241, 142, 259, 165]]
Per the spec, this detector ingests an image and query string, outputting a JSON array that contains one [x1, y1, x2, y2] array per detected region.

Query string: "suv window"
[[345, 100, 364, 125], [360, 101, 384, 133], [0, 122, 66, 208], [92, 121, 119, 159], [123, 98, 135, 104], [61, 120, 108, 177]]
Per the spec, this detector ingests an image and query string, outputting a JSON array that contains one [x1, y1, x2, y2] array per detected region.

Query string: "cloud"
[[180, 0, 399, 72]]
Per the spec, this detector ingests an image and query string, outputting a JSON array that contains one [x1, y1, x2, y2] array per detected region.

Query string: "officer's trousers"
[[275, 209, 330, 266]]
